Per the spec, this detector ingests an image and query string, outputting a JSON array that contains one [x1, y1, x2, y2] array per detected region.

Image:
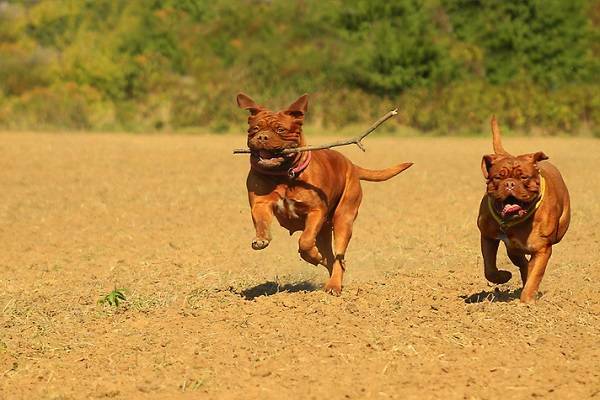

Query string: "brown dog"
[[477, 117, 570, 303], [237, 93, 412, 294]]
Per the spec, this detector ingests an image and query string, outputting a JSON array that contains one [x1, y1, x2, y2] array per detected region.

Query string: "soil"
[[1, 132, 599, 399]]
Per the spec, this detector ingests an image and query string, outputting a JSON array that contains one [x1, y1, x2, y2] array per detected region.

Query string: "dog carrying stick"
[[232, 108, 398, 154], [236, 92, 412, 295]]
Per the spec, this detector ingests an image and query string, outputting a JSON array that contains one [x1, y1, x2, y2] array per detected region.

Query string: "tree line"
[[0, 0, 598, 134]]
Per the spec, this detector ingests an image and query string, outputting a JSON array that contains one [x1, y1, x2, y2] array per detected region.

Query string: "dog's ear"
[[481, 154, 496, 180], [237, 93, 263, 115], [284, 94, 308, 118], [528, 151, 549, 163]]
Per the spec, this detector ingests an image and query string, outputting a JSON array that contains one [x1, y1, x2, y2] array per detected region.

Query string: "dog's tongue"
[[501, 204, 524, 218]]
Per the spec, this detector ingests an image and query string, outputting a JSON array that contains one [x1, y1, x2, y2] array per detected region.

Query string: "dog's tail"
[[491, 115, 510, 155], [355, 162, 413, 182]]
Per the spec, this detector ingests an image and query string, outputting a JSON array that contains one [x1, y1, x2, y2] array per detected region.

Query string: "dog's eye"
[[250, 126, 260, 134], [521, 175, 530, 180], [276, 127, 286, 134]]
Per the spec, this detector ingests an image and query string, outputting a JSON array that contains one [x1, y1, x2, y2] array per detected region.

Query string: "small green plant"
[[180, 378, 205, 392], [98, 288, 128, 307]]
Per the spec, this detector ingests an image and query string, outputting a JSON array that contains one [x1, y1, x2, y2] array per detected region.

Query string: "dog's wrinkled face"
[[481, 152, 548, 218], [237, 93, 307, 169]]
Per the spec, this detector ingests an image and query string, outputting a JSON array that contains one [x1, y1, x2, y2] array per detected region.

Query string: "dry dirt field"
[[0, 132, 599, 399]]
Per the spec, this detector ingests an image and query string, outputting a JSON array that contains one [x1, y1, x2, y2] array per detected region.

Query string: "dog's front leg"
[[481, 235, 512, 284], [520, 246, 552, 303], [250, 200, 274, 250], [298, 209, 326, 265]]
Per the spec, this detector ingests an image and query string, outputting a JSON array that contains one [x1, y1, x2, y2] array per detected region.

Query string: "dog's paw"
[[486, 269, 512, 285], [251, 237, 270, 250], [324, 282, 342, 296], [520, 290, 541, 304]]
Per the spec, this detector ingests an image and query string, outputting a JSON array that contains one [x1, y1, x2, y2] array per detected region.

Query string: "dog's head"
[[237, 93, 308, 169], [481, 117, 548, 219]]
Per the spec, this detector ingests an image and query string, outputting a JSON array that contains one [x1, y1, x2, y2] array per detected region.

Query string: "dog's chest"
[[497, 233, 531, 253], [274, 197, 305, 220]]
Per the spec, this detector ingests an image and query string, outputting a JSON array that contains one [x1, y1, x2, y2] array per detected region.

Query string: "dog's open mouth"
[[251, 149, 288, 168], [498, 195, 528, 218]]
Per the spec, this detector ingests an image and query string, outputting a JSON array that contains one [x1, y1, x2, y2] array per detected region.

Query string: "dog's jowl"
[[237, 93, 413, 295], [477, 117, 570, 303]]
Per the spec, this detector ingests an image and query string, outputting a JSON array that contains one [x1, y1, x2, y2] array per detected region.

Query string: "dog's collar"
[[250, 151, 312, 179], [487, 174, 546, 232]]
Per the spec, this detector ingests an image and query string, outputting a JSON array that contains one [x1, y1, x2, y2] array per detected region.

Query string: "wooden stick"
[[232, 108, 398, 154]]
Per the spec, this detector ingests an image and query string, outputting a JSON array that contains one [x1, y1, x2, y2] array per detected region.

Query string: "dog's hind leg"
[[316, 222, 334, 269], [326, 181, 362, 295]]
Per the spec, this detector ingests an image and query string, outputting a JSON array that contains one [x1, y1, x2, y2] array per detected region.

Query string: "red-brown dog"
[[477, 117, 570, 303], [237, 93, 413, 294]]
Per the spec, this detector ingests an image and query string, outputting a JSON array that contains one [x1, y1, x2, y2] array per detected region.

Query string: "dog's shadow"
[[461, 287, 523, 303], [238, 280, 320, 300]]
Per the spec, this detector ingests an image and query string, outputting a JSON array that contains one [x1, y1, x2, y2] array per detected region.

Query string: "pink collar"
[[250, 151, 312, 179]]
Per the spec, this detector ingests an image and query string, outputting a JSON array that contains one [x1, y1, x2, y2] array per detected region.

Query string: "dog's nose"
[[256, 133, 269, 142], [505, 180, 516, 191]]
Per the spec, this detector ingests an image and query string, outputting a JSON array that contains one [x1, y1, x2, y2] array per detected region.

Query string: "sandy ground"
[[0, 132, 599, 399]]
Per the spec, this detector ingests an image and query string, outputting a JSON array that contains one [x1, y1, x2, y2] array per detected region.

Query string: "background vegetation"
[[0, 0, 598, 134]]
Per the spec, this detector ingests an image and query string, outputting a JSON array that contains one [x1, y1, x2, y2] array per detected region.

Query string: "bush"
[[0, 83, 113, 130]]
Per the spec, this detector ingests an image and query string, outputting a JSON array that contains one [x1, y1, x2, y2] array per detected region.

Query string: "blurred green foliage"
[[0, 0, 598, 134]]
